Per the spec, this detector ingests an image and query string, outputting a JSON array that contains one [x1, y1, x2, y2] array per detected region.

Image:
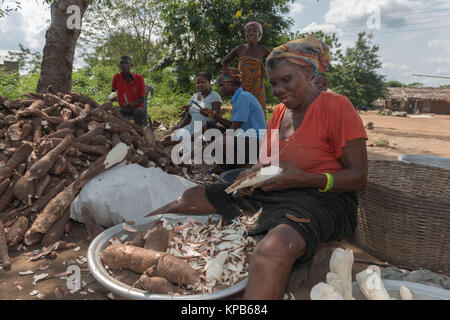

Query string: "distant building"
[[0, 61, 19, 73], [374, 87, 450, 115]]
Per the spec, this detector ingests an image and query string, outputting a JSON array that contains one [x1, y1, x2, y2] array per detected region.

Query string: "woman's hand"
[[251, 161, 307, 192], [200, 108, 215, 119], [233, 164, 264, 196]]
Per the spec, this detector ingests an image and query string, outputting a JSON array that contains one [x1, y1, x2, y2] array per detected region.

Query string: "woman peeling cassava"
[[147, 35, 368, 300]]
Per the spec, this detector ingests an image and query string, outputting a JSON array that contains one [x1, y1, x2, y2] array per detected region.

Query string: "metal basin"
[[87, 214, 248, 300]]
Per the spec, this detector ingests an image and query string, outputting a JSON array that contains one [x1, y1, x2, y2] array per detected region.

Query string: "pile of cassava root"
[[101, 214, 257, 296], [0, 90, 185, 271]]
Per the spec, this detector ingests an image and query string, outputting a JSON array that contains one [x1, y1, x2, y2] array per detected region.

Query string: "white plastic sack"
[[70, 163, 197, 227]]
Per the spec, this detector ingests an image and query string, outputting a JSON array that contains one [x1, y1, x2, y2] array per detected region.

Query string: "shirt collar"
[[230, 87, 244, 104], [120, 72, 135, 80]]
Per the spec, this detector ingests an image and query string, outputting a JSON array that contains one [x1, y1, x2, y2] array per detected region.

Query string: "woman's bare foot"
[[81, 207, 105, 241]]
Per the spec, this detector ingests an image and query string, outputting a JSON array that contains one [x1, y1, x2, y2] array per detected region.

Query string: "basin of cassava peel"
[[88, 214, 259, 300]]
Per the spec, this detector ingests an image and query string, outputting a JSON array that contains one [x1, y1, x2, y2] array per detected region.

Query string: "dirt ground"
[[1, 111, 449, 300]]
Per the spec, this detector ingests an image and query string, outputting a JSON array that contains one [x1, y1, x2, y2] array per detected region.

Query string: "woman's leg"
[[243, 224, 307, 300], [146, 185, 216, 217]]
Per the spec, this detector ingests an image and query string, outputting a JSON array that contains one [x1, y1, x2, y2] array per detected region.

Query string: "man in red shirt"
[[111, 56, 147, 126]]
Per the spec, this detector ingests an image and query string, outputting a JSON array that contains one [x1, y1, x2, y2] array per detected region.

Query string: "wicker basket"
[[356, 160, 450, 272]]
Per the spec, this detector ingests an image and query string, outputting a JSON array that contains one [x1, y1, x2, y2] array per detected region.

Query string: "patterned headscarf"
[[267, 35, 331, 74], [244, 21, 263, 40], [217, 68, 242, 83]]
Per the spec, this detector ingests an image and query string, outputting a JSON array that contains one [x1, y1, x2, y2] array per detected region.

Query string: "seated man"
[[111, 56, 147, 127], [199, 68, 267, 170]]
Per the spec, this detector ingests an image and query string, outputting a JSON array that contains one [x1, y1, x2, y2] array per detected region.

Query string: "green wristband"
[[319, 173, 334, 192]]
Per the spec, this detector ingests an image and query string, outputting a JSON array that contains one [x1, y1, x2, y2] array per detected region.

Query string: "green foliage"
[[385, 80, 404, 88], [329, 32, 387, 109], [0, 0, 21, 18], [80, 0, 164, 69], [1, 43, 42, 74], [0, 68, 39, 98], [159, 0, 294, 88], [406, 82, 424, 87]]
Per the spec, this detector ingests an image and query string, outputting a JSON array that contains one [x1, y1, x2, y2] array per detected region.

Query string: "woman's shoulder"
[[258, 44, 271, 55], [271, 103, 286, 117], [318, 91, 354, 111], [208, 90, 223, 100]]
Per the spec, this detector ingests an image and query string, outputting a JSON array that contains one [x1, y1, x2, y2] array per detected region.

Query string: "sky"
[[0, 0, 450, 87]]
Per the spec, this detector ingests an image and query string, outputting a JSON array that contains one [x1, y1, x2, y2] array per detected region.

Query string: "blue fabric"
[[230, 87, 266, 138]]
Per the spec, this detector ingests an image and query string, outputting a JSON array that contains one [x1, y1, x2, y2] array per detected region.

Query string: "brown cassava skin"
[[111, 133, 121, 147], [0, 179, 10, 195], [0, 165, 25, 213], [23, 227, 43, 246], [34, 175, 51, 199], [6, 216, 28, 247], [16, 100, 45, 117], [144, 255, 200, 286], [21, 122, 33, 140], [14, 135, 69, 202], [91, 135, 107, 146], [30, 180, 78, 234], [0, 219, 11, 270], [26, 179, 66, 217], [7, 122, 22, 141], [124, 231, 146, 248], [36, 140, 54, 158], [32, 143, 127, 234], [41, 210, 70, 248], [101, 244, 163, 274], [71, 142, 107, 156], [13, 177, 35, 203], [0, 143, 33, 183], [139, 275, 180, 294], [69, 92, 100, 108], [32, 117, 43, 143], [3, 115, 18, 126], [41, 103, 59, 116], [41, 128, 74, 141], [113, 270, 142, 288], [144, 226, 169, 252], [51, 155, 67, 175], [65, 159, 80, 179], [74, 124, 105, 144], [26, 134, 74, 180]]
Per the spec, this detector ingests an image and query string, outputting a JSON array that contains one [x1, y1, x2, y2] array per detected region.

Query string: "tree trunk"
[[36, 0, 91, 94]]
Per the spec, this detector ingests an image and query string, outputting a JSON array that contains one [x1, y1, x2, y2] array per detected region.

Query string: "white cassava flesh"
[[399, 285, 414, 300], [225, 165, 283, 194], [326, 272, 345, 297], [356, 265, 390, 300], [104, 142, 128, 169], [310, 282, 344, 300], [329, 248, 354, 300], [205, 251, 228, 282]]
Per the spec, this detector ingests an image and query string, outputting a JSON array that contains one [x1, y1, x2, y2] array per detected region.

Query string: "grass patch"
[[374, 138, 390, 147]]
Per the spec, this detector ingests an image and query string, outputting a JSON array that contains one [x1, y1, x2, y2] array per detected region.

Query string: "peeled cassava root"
[[310, 248, 355, 300], [225, 165, 283, 194]]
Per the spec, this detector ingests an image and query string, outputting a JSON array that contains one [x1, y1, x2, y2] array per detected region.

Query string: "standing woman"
[[222, 21, 271, 118]]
